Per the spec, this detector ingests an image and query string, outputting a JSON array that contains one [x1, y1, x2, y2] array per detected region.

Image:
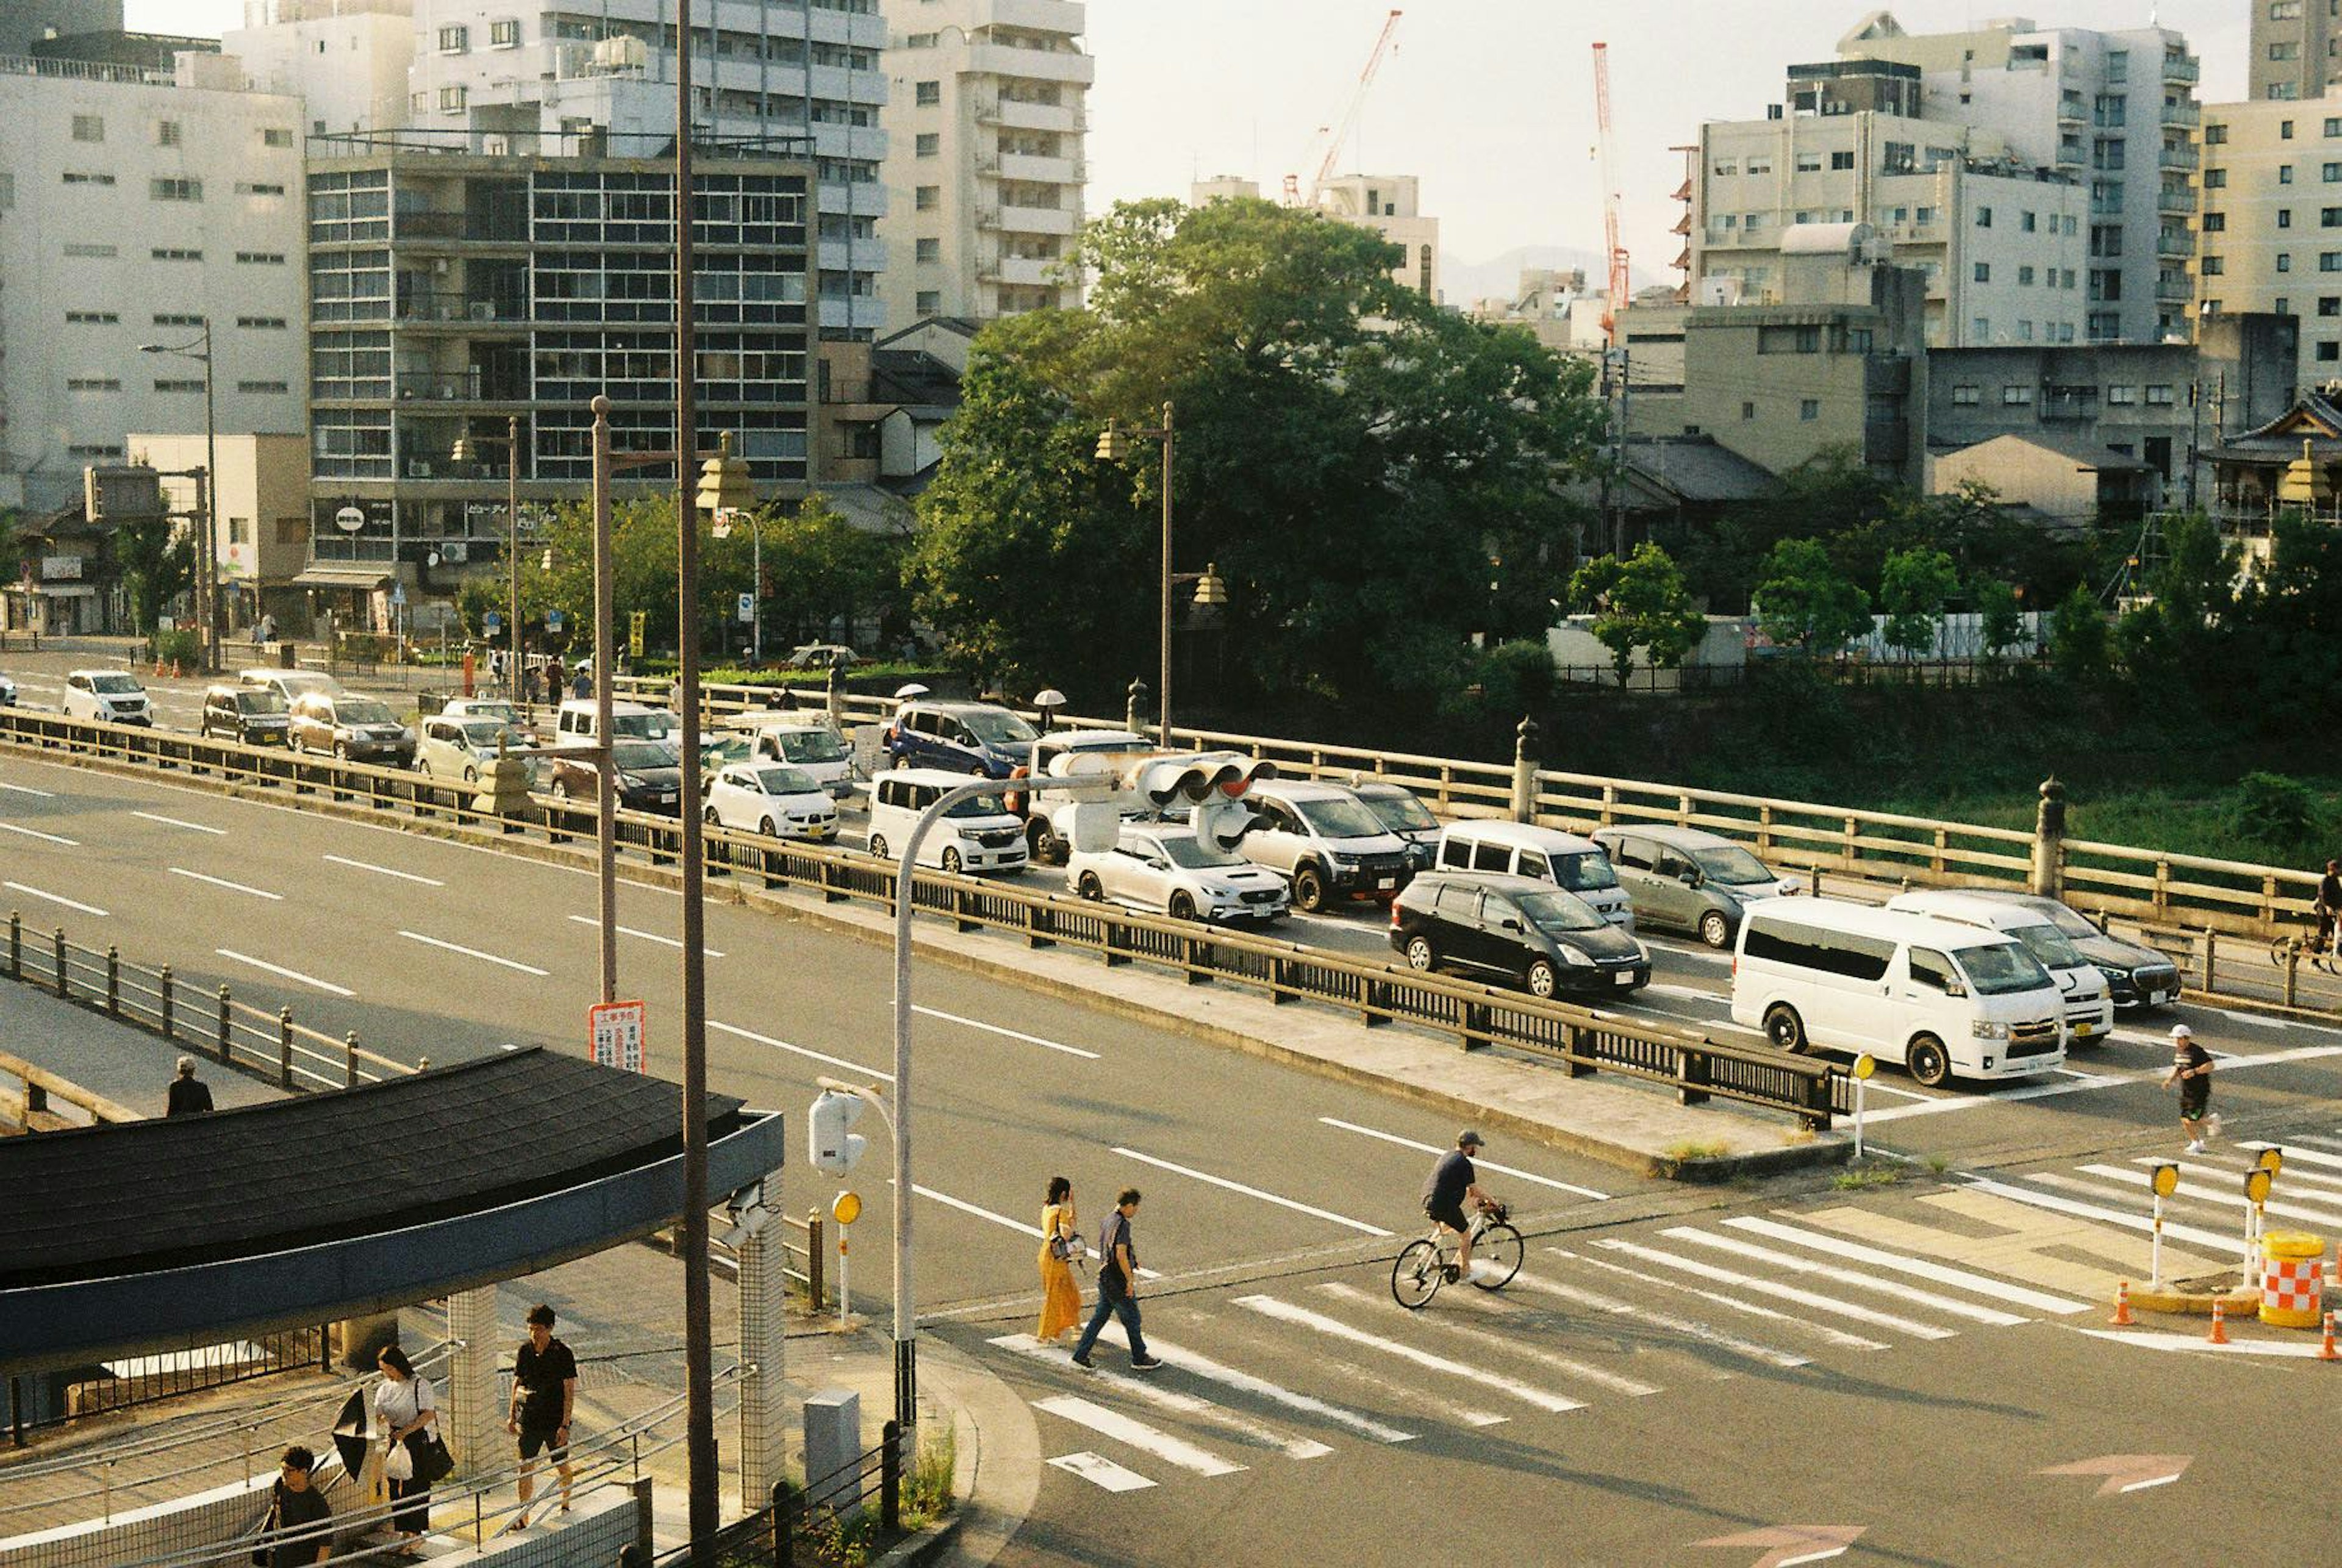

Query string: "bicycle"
[[2268, 909, 2337, 975], [1390, 1200, 1523, 1309]]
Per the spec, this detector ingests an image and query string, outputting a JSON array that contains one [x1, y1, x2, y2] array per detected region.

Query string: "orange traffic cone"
[[2109, 1281, 2136, 1326], [2318, 1312, 2340, 1362], [2207, 1298, 2230, 1345]]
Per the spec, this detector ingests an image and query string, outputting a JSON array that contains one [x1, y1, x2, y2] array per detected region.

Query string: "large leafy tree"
[[909, 196, 1605, 705], [1878, 546, 1959, 659], [113, 514, 193, 635], [1753, 537, 1871, 655], [1569, 543, 1705, 687]]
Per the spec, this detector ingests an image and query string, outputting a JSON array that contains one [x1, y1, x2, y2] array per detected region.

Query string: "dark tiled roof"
[[869, 349, 963, 408], [0, 1049, 744, 1289], [1620, 437, 1777, 503], [2227, 390, 2342, 449]]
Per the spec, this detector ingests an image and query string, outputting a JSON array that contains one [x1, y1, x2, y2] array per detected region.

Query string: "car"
[[555, 698, 681, 745], [238, 667, 341, 704], [545, 738, 686, 814], [867, 768, 1028, 873], [883, 699, 1040, 779], [1432, 821, 1633, 928], [1348, 779, 1442, 872], [1921, 889, 2182, 1009], [701, 731, 757, 772], [1885, 888, 2116, 1043], [1231, 780, 1414, 912], [437, 696, 520, 726], [288, 691, 416, 765], [729, 717, 859, 798], [62, 669, 154, 726], [787, 642, 858, 670], [0, 672, 16, 707], [702, 762, 839, 841], [1069, 823, 1292, 926], [1020, 728, 1153, 862], [1390, 870, 1650, 999], [200, 684, 292, 746], [1590, 825, 1800, 948], [416, 713, 522, 782]]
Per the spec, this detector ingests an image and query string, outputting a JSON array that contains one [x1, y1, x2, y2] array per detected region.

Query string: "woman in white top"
[[372, 1345, 437, 1556]]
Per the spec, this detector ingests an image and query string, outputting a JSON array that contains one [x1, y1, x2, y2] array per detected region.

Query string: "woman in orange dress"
[[1037, 1175, 1083, 1344]]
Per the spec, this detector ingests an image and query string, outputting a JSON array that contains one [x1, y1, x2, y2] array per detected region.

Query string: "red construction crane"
[[1284, 9, 1402, 206], [1593, 40, 1630, 343]]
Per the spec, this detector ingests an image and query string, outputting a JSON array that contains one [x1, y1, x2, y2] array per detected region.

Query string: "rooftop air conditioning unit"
[[593, 35, 647, 73], [470, 301, 494, 321]]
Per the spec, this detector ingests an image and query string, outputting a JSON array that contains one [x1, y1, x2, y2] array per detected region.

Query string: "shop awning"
[[291, 566, 395, 589]]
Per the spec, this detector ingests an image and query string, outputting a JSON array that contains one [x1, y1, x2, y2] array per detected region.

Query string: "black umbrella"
[[331, 1389, 370, 1480]]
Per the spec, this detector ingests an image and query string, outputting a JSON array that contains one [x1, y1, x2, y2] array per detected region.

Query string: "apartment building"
[[298, 132, 815, 627], [401, 0, 887, 338], [132, 431, 314, 626], [1312, 173, 1439, 301], [0, 50, 307, 512], [2190, 95, 2342, 378], [224, 0, 416, 138], [877, 0, 1090, 324], [2249, 0, 2341, 102], [1837, 13, 2202, 345]]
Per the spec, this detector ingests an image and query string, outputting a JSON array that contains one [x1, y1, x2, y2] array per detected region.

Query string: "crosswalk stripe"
[[989, 1334, 1333, 1459], [2241, 1140, 2342, 1175], [1317, 1281, 1662, 1398], [1721, 1217, 2090, 1316], [1547, 1248, 1889, 1351], [1661, 1228, 2027, 1327], [1048, 1451, 1155, 1492], [1594, 1240, 1957, 1340], [1508, 1272, 1810, 1370], [1231, 1295, 1585, 1414], [2212, 1154, 2342, 1195], [1086, 1325, 1416, 1444], [1963, 1176, 2244, 1255], [2080, 1162, 2342, 1228], [1031, 1396, 1247, 1477]]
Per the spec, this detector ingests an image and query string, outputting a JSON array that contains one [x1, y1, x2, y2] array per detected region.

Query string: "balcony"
[[2158, 142, 2199, 171], [2156, 274, 2194, 303], [966, 42, 1096, 86], [2162, 54, 2200, 85], [2157, 229, 2193, 257], [393, 290, 526, 326], [995, 98, 1082, 134], [2157, 185, 2197, 215], [998, 203, 1075, 235], [393, 369, 528, 403], [2162, 99, 2202, 127], [1000, 151, 1078, 184], [996, 255, 1056, 287], [2039, 390, 2096, 422]]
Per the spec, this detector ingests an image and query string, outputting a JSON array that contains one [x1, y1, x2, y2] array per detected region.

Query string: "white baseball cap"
[[2169, 1023, 2193, 1040]]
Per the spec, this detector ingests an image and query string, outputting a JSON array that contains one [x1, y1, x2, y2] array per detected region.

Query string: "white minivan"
[[1731, 898, 2067, 1088], [867, 767, 1028, 875], [1884, 888, 2115, 1045], [1432, 820, 1633, 928]]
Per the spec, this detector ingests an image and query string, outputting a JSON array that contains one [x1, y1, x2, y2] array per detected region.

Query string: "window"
[[2017, 319, 2036, 342], [915, 185, 939, 210], [2205, 123, 2229, 145], [1795, 152, 1822, 173], [63, 242, 114, 257], [1742, 401, 1756, 420], [2274, 43, 2303, 63], [151, 177, 201, 202], [2324, 252, 2342, 271], [1974, 262, 1992, 282], [915, 132, 939, 157], [2283, 253, 2297, 271], [2204, 256, 2226, 274], [2022, 210, 2038, 232], [153, 379, 204, 393], [2107, 384, 2138, 404], [915, 80, 940, 106], [2274, 0, 2304, 16], [1951, 384, 1982, 406], [439, 23, 468, 52], [238, 181, 287, 196], [1973, 316, 1991, 339], [65, 377, 120, 391], [150, 247, 201, 261], [2324, 298, 2342, 315], [228, 519, 251, 546], [1916, 204, 1936, 224], [2323, 340, 2342, 362], [154, 312, 201, 326], [2146, 384, 2175, 405], [2206, 168, 2228, 187], [2205, 211, 2227, 231], [914, 237, 940, 262], [2282, 209, 2296, 227], [1909, 948, 1960, 992], [2277, 297, 2291, 313], [490, 18, 520, 47], [71, 113, 102, 143], [156, 119, 180, 146], [236, 380, 290, 394], [238, 315, 288, 329], [2003, 385, 2034, 406], [235, 251, 286, 265], [915, 289, 942, 313], [1799, 398, 1820, 421], [438, 84, 467, 113], [1976, 206, 1993, 227], [2283, 165, 2299, 184], [1830, 150, 1854, 170], [60, 171, 113, 185], [1747, 156, 1772, 174], [2019, 265, 2036, 285], [262, 126, 293, 148]]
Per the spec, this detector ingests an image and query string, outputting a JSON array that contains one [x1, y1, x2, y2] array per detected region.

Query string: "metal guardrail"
[[660, 1421, 907, 1567], [0, 709, 1851, 1129]]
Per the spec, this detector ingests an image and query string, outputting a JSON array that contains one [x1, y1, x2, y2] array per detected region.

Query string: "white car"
[[1069, 823, 1292, 926], [62, 669, 153, 725], [238, 667, 341, 704], [416, 714, 522, 781], [703, 762, 839, 842], [438, 696, 520, 726], [728, 716, 861, 798]]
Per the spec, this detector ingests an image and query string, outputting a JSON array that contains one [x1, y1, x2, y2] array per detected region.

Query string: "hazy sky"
[[134, 1, 2250, 284]]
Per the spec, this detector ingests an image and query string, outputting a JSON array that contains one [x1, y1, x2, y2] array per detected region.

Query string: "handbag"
[[1048, 1225, 1087, 1262], [384, 1439, 414, 1482], [412, 1433, 456, 1487]]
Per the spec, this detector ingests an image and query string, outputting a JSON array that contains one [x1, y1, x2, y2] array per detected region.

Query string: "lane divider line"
[[1315, 1116, 1611, 1200], [1110, 1147, 1394, 1237], [170, 867, 283, 901], [709, 1020, 893, 1083], [0, 781, 57, 797], [3, 880, 108, 918], [0, 821, 77, 847], [323, 853, 444, 887], [910, 1003, 1100, 1060], [216, 948, 356, 998], [396, 929, 550, 976], [132, 811, 225, 835], [565, 914, 726, 958]]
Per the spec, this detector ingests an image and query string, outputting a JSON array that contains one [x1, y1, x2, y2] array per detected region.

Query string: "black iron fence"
[[635, 1420, 906, 1567], [24, 1326, 333, 1438]]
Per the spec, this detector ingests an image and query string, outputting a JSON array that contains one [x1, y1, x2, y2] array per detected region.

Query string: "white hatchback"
[[703, 762, 840, 842], [1069, 823, 1292, 926], [63, 670, 154, 725]]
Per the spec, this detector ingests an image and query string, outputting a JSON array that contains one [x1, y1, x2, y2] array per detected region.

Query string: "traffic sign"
[[737, 591, 754, 625], [628, 610, 646, 659], [589, 999, 646, 1073], [390, 582, 406, 607], [334, 505, 366, 534], [831, 1190, 863, 1226], [547, 608, 565, 633], [484, 610, 502, 636]]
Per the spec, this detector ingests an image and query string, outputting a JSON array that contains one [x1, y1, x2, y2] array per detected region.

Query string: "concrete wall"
[[0, 1455, 360, 1568], [224, 7, 414, 135]]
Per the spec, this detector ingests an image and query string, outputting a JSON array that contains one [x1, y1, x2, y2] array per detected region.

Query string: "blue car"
[[883, 700, 1041, 779]]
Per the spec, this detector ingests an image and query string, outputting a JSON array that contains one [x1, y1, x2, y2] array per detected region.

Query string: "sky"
[[135, 0, 2251, 290]]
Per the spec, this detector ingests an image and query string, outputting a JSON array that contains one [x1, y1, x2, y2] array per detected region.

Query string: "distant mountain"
[[1441, 245, 1656, 307]]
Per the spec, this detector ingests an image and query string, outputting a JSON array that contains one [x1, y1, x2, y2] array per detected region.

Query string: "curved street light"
[[137, 323, 219, 671]]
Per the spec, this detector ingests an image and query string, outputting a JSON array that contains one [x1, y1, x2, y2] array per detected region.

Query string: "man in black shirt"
[[2315, 859, 2341, 972], [263, 1445, 332, 1566], [1422, 1129, 1496, 1285], [165, 1056, 213, 1116], [505, 1303, 578, 1531]]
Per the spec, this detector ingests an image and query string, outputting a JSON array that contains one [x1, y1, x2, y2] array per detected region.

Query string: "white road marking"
[[2077, 1327, 2342, 1358], [1720, 1217, 2090, 1315], [1507, 1271, 1810, 1369], [1232, 1294, 1584, 1413], [1962, 1176, 2243, 1254], [1319, 1281, 1661, 1397], [2211, 1008, 2286, 1030], [216, 948, 356, 998], [990, 1334, 1332, 1459], [2197, 1044, 2342, 1071], [565, 914, 726, 958], [1111, 1147, 1392, 1237], [2239, 1140, 2342, 1176], [3, 880, 107, 917], [1085, 1326, 1414, 1442], [1861, 1069, 2130, 1123], [170, 867, 283, 901], [0, 821, 77, 847], [1315, 1117, 1611, 1200], [0, 781, 56, 797], [323, 853, 445, 887], [396, 929, 550, 976], [132, 810, 225, 835], [1660, 1228, 2027, 1327], [1030, 1397, 1245, 1477], [1592, 1240, 1956, 1340], [1644, 981, 1719, 1003], [1549, 1247, 1889, 1352], [2081, 1162, 2342, 1229], [2121, 1473, 2183, 1494], [912, 1004, 1100, 1060], [1046, 1452, 1155, 1492], [907, 1183, 1159, 1277], [711, 1020, 894, 1083]]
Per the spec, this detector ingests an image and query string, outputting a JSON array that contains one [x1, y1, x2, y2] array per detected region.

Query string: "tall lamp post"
[[448, 415, 523, 713], [1095, 403, 1176, 740], [709, 496, 762, 664], [138, 321, 220, 673]]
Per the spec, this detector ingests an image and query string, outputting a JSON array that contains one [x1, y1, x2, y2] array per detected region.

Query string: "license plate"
[[1377, 876, 1395, 890], [1614, 972, 1636, 986], [2073, 1022, 2095, 1037], [659, 792, 677, 804], [808, 825, 833, 840], [2151, 991, 2171, 1006]]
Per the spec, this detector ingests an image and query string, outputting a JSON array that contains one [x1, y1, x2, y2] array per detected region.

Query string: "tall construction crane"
[[1283, 9, 1403, 206], [1592, 40, 1630, 344]]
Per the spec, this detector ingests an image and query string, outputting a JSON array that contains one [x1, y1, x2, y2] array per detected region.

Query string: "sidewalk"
[[1, 974, 282, 1119]]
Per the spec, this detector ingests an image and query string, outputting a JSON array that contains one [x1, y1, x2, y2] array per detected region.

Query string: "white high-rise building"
[[1313, 173, 1439, 302], [878, 0, 1090, 324], [401, 0, 887, 337], [224, 0, 415, 139], [0, 50, 307, 512]]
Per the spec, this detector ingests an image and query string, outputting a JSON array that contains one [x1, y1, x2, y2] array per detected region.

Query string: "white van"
[[867, 767, 1028, 875], [1884, 888, 2115, 1045], [556, 700, 679, 746], [1731, 898, 2066, 1088], [1432, 820, 1633, 928]]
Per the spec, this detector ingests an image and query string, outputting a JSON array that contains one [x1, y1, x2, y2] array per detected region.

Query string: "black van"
[[201, 684, 292, 746]]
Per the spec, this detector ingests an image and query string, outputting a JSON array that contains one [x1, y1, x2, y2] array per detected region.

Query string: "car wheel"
[[704, 806, 721, 826], [462, 765, 478, 784], [1292, 864, 1328, 914], [1526, 958, 1559, 998], [1699, 909, 1731, 948], [553, 781, 571, 801], [1031, 822, 1063, 865], [868, 834, 889, 859], [1405, 934, 1436, 972], [1763, 1003, 1808, 1053], [334, 742, 349, 761], [942, 847, 964, 875], [1168, 891, 1198, 923], [1077, 871, 1105, 901], [759, 817, 776, 836], [1907, 1033, 1952, 1089], [890, 752, 912, 770]]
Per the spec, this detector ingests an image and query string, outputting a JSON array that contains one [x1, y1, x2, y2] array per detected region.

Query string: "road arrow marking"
[[1694, 1523, 1865, 1566], [2038, 1455, 2192, 1497]]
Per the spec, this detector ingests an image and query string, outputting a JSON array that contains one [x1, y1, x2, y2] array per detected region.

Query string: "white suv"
[[556, 699, 680, 745], [63, 670, 154, 726]]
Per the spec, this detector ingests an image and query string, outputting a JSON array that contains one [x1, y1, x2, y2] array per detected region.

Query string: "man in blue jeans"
[[1071, 1188, 1162, 1372]]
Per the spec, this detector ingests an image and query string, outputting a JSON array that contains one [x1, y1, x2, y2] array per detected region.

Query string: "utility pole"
[[2185, 378, 2201, 512]]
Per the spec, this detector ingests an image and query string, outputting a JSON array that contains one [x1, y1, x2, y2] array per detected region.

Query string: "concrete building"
[[1930, 431, 2155, 526], [224, 0, 415, 138], [399, 0, 886, 338], [1466, 268, 1610, 351], [2190, 94, 2342, 377], [131, 431, 313, 626], [877, 0, 1090, 325], [0, 50, 307, 512], [1314, 173, 1438, 301], [297, 131, 815, 630], [1189, 174, 1258, 206], [2249, 0, 2339, 102]]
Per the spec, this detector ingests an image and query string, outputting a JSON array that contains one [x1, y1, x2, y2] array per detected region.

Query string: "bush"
[[2230, 771, 2326, 859], [151, 628, 200, 670]]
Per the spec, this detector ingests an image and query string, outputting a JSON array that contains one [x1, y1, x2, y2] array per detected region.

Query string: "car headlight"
[[1328, 853, 1357, 869], [1972, 1020, 2010, 1039], [618, 771, 645, 789], [1554, 944, 1594, 967], [2098, 965, 2128, 987]]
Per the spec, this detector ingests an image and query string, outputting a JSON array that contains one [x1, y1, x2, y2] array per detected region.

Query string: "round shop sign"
[[334, 506, 367, 534]]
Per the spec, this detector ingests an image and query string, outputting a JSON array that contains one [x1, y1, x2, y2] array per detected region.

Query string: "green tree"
[[1974, 576, 2025, 661], [1878, 546, 1958, 660], [1569, 542, 1706, 687], [112, 514, 192, 635], [2049, 583, 2111, 681], [1753, 537, 1871, 656], [752, 493, 909, 654]]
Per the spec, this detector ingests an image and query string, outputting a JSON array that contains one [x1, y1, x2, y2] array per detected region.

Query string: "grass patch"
[[1832, 1161, 1906, 1190], [1661, 1139, 1730, 1163]]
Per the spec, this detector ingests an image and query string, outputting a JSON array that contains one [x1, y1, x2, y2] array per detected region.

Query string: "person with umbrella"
[[373, 1345, 439, 1556]]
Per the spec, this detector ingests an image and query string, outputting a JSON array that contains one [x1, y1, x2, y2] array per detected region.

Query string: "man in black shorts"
[[2165, 1023, 2219, 1154], [1422, 1130, 1497, 1284], [504, 1303, 577, 1531]]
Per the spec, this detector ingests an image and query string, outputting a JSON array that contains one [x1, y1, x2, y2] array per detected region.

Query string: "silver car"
[[1590, 825, 1799, 948], [1069, 823, 1291, 926]]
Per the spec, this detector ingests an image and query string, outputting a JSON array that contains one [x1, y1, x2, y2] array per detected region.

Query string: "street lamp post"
[[449, 415, 523, 715], [1095, 402, 1174, 740], [710, 501, 762, 664], [138, 321, 220, 673]]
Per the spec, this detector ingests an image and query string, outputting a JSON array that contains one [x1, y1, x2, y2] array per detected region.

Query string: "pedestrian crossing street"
[[983, 1133, 2342, 1494]]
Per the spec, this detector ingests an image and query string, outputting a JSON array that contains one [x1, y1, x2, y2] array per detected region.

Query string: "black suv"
[[1389, 870, 1650, 1000], [200, 684, 292, 746]]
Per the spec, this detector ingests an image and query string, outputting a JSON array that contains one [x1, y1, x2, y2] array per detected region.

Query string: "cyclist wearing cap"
[[1422, 1131, 1499, 1284]]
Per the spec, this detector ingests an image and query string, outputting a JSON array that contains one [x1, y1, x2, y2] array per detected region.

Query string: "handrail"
[[0, 1048, 142, 1128]]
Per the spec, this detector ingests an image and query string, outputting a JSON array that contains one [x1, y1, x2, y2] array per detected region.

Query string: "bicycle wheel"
[[1469, 1223, 1524, 1291], [2272, 936, 2293, 968], [1391, 1239, 1444, 1309]]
